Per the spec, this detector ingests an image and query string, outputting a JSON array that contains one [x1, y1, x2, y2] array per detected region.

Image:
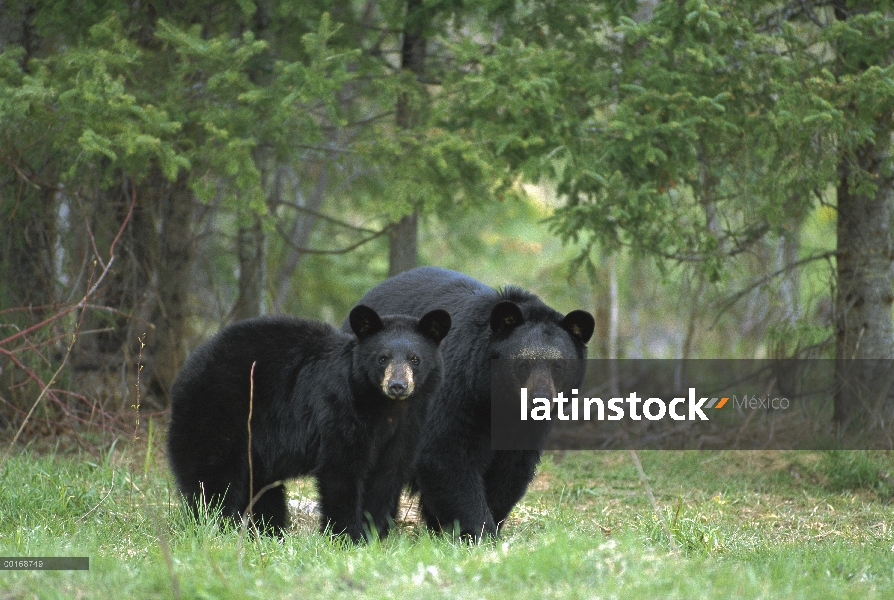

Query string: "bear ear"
[[349, 305, 384, 340], [490, 301, 525, 336], [560, 310, 595, 344], [418, 309, 451, 344]]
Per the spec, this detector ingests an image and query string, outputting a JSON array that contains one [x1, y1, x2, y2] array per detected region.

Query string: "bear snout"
[[525, 364, 557, 402], [388, 381, 408, 397], [382, 362, 415, 399]]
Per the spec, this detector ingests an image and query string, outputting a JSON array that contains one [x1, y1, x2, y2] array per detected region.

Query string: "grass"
[[1, 442, 893, 598]]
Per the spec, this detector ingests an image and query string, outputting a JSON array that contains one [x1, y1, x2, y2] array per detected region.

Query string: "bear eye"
[[410, 355, 420, 366], [552, 361, 565, 378], [378, 355, 388, 364]]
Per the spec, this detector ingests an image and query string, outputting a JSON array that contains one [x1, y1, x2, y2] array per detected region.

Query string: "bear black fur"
[[348, 267, 594, 539], [167, 304, 451, 541]]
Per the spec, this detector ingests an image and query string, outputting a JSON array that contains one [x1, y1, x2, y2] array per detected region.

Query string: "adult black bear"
[[167, 305, 451, 541], [348, 267, 594, 539]]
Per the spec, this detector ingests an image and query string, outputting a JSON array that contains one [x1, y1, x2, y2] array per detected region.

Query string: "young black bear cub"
[[167, 305, 451, 541]]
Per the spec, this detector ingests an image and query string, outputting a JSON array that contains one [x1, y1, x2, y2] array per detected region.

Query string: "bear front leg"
[[484, 449, 541, 530], [360, 465, 405, 539], [416, 449, 497, 541], [314, 451, 367, 542]]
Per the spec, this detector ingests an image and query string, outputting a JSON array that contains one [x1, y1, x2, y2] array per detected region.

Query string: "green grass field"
[[1, 443, 892, 599]]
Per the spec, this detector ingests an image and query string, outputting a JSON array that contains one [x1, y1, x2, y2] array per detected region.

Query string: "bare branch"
[[711, 250, 836, 327], [0, 171, 138, 452], [273, 221, 391, 254], [653, 223, 771, 263], [272, 202, 381, 234]]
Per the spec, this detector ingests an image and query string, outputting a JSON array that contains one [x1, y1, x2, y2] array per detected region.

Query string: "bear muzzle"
[[382, 362, 415, 400]]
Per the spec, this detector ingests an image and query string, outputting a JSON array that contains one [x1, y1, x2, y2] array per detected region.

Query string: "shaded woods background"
[[2, 1, 893, 444]]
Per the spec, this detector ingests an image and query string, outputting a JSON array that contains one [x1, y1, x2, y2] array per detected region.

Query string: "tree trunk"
[[0, 5, 52, 313], [389, 0, 427, 276], [831, 0, 894, 426], [231, 213, 266, 321], [73, 184, 151, 372], [593, 257, 611, 359], [833, 138, 894, 424], [0, 174, 56, 420], [273, 164, 329, 312], [778, 229, 801, 328], [0, 5, 50, 420], [0, 184, 56, 310], [0, 2, 38, 63], [148, 172, 194, 404], [608, 253, 620, 396], [388, 212, 418, 277]]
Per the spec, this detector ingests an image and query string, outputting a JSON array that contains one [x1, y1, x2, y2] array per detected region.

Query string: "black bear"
[[167, 304, 451, 541], [348, 267, 594, 539]]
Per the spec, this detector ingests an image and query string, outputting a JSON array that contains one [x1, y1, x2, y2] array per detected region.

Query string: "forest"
[[2, 2, 894, 598], [3, 0, 892, 434], [0, 0, 894, 438]]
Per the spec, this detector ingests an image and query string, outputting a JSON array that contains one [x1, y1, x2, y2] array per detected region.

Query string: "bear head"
[[489, 299, 595, 401], [349, 304, 452, 401]]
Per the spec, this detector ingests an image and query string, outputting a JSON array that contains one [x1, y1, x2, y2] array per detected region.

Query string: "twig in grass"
[[76, 483, 115, 524], [237, 362, 278, 569], [119, 469, 144, 494], [237, 480, 285, 568], [613, 383, 679, 553], [131, 320, 181, 600], [626, 447, 680, 556], [130, 335, 146, 515], [247, 362, 256, 529]]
